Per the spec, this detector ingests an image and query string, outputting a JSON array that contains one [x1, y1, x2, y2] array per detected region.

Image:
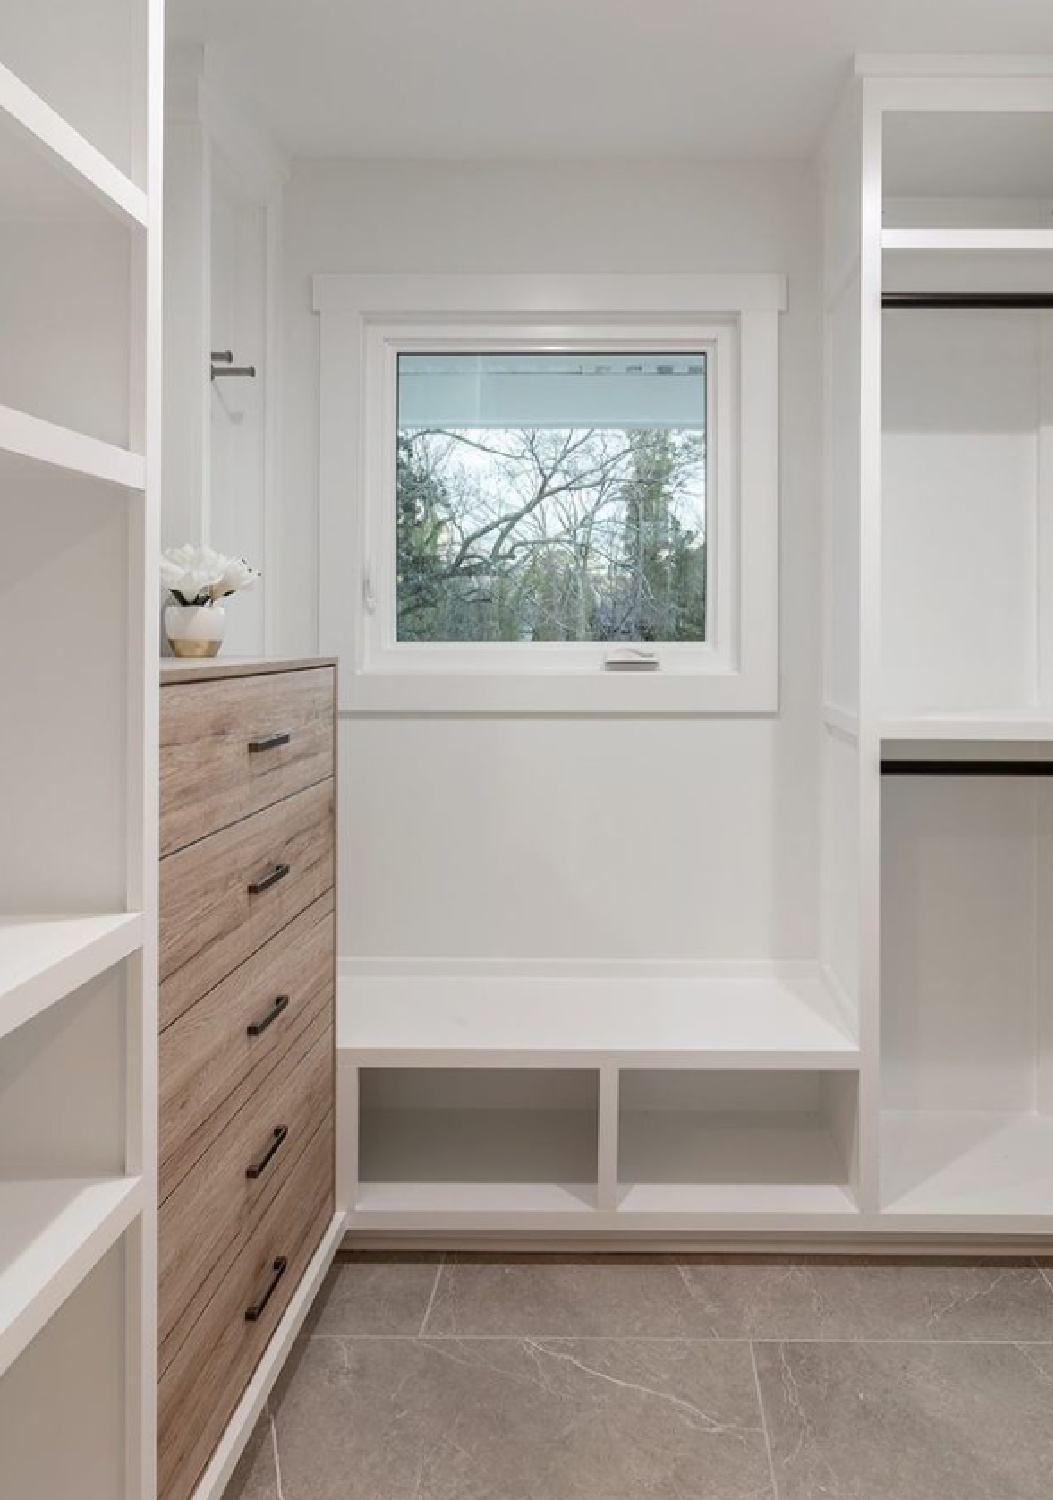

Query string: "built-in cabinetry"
[[158, 658, 341, 1500], [0, 0, 162, 1494], [338, 60, 1053, 1241]]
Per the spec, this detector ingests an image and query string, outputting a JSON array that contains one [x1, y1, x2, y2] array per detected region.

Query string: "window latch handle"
[[363, 562, 377, 614]]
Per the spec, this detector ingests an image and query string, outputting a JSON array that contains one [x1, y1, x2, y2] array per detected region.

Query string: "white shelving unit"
[[338, 59, 1053, 1244], [341, 972, 863, 1232], [0, 0, 162, 1493]]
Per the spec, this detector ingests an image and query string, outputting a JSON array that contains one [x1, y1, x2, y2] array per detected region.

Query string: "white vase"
[[165, 604, 226, 658]]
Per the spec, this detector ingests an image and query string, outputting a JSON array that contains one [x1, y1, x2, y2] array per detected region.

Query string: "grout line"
[[308, 1331, 1053, 1347], [418, 1254, 445, 1337], [750, 1342, 781, 1500], [1035, 1261, 1053, 1298]]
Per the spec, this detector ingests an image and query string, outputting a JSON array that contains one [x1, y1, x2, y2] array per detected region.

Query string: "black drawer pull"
[[246, 1125, 288, 1180], [247, 994, 290, 1037], [249, 731, 291, 754], [248, 862, 290, 895], [245, 1256, 288, 1322]]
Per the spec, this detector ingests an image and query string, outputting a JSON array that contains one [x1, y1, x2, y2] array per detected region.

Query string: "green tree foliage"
[[395, 426, 706, 643]]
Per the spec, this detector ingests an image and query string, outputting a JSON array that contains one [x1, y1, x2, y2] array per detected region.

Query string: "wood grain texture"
[[159, 778, 335, 1029], [159, 895, 334, 1194], [160, 656, 337, 685], [159, 1015, 333, 1351], [158, 1115, 334, 1500], [160, 666, 334, 856]]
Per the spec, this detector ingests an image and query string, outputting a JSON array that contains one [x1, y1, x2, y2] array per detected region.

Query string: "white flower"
[[210, 555, 261, 601], [160, 545, 261, 606]]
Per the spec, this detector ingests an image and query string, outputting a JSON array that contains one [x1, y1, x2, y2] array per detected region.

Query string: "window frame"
[[313, 273, 786, 714]]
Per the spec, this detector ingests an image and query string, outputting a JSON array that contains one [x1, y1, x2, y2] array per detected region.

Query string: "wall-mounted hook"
[[210, 349, 257, 381]]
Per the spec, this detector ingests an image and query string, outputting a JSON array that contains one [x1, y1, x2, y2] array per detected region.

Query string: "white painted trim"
[[315, 272, 784, 714], [188, 1214, 345, 1500], [312, 273, 788, 317]]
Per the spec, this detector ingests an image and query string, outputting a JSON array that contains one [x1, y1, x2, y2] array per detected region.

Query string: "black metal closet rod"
[[882, 759, 1053, 777], [883, 292, 1053, 310]]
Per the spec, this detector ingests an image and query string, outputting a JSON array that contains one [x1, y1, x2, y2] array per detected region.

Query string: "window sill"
[[340, 668, 778, 716]]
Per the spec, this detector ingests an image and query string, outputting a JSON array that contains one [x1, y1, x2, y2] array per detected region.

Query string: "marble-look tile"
[[423, 1256, 712, 1337], [223, 1412, 278, 1500], [678, 1257, 1053, 1341], [310, 1253, 443, 1336], [755, 1340, 1053, 1500], [269, 1335, 774, 1500]]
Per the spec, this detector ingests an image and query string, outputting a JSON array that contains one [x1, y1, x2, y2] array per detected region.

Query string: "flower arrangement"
[[161, 545, 261, 658], [160, 544, 261, 607]]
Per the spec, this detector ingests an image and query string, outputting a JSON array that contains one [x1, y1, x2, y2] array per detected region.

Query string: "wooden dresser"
[[157, 658, 337, 1500]]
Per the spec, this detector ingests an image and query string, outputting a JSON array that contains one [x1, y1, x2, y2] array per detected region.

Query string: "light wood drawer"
[[160, 894, 334, 1194], [160, 666, 334, 857], [158, 1114, 334, 1500], [159, 1013, 333, 1350], [160, 778, 335, 1029]]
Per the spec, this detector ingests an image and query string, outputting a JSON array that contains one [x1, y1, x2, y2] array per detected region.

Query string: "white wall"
[[278, 160, 821, 962]]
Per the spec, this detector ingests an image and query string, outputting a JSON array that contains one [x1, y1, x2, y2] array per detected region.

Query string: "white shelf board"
[[0, 913, 142, 1045], [0, 1175, 143, 1380], [882, 227, 1053, 252], [355, 1180, 598, 1219], [618, 1111, 857, 1219], [881, 1112, 1053, 1224], [340, 968, 859, 1069], [0, 405, 146, 490], [0, 61, 147, 227]]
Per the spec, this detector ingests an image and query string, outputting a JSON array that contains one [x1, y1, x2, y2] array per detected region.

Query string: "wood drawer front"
[[160, 778, 335, 1029], [158, 1114, 334, 1500], [159, 1014, 333, 1350], [160, 666, 334, 857], [160, 895, 334, 1193]]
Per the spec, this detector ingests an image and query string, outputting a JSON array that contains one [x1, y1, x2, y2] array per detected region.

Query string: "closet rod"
[[882, 759, 1053, 777], [883, 292, 1053, 310]]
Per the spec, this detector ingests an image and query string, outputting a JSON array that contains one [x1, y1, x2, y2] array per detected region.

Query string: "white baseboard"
[[341, 1227, 1053, 1257]]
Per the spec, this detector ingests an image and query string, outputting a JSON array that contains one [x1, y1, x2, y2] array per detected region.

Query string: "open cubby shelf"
[[345, 1045, 863, 1228]]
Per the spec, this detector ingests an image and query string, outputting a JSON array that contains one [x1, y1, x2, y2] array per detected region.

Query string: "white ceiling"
[[169, 0, 1053, 162]]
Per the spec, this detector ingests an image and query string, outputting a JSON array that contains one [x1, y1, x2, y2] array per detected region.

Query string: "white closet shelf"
[[0, 406, 146, 490], [882, 227, 1053, 252], [0, 1175, 143, 1380], [881, 1112, 1053, 1225], [882, 711, 1053, 744], [0, 912, 142, 1045], [0, 61, 147, 227], [340, 968, 859, 1070]]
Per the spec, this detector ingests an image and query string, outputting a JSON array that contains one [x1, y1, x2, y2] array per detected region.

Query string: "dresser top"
[[160, 655, 336, 685]]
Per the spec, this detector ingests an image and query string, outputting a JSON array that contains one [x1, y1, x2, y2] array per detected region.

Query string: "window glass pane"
[[395, 352, 707, 643]]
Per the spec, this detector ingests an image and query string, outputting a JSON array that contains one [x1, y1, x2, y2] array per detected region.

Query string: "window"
[[314, 274, 784, 712], [396, 352, 709, 646]]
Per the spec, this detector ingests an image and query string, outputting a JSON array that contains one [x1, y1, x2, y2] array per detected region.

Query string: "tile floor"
[[226, 1253, 1053, 1500]]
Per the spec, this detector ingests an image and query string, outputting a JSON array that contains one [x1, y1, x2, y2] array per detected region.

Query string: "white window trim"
[[313, 273, 786, 714]]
